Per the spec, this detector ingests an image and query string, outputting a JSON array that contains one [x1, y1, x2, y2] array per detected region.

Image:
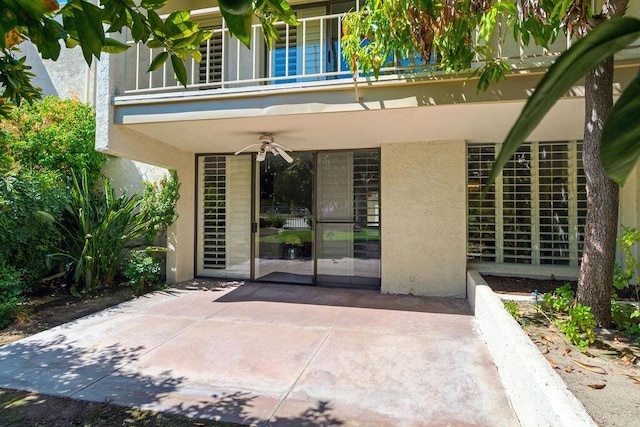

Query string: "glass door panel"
[[255, 153, 314, 284], [316, 151, 380, 289]]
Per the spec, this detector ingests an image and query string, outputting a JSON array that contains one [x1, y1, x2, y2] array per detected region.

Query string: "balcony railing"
[[120, 10, 640, 96]]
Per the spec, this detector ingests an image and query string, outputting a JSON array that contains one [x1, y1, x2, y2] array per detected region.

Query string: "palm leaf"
[[600, 70, 640, 185], [485, 17, 640, 195]]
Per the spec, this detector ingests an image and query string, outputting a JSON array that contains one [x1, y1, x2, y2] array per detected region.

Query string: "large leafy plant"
[[48, 169, 152, 295]]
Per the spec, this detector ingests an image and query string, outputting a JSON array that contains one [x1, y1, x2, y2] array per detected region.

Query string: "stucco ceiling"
[[117, 97, 586, 155], [110, 67, 621, 155]]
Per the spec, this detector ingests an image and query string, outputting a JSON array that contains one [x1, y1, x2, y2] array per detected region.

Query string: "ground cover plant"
[[486, 275, 640, 427], [124, 249, 166, 294]]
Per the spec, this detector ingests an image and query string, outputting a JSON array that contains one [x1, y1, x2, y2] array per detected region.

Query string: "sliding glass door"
[[316, 151, 380, 289], [197, 150, 380, 289], [255, 153, 315, 284]]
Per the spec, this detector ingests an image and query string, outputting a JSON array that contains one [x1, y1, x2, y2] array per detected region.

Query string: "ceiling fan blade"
[[234, 143, 260, 155], [256, 150, 267, 162], [271, 142, 292, 152], [275, 146, 294, 163]]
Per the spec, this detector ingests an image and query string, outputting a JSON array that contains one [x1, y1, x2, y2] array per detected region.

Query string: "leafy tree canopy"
[[0, 0, 297, 116], [343, 0, 640, 189], [342, 0, 598, 91]]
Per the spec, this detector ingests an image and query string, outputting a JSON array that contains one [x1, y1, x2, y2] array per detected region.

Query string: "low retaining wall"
[[467, 270, 596, 427]]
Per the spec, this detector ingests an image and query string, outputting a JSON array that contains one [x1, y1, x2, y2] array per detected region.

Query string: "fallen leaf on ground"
[[572, 359, 607, 375], [626, 375, 640, 385], [565, 365, 573, 373], [547, 357, 559, 369], [542, 335, 556, 344], [587, 383, 606, 389], [562, 347, 571, 357], [620, 355, 633, 366], [541, 347, 549, 354]]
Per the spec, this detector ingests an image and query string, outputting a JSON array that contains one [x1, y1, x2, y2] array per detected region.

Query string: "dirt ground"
[[485, 275, 640, 427]]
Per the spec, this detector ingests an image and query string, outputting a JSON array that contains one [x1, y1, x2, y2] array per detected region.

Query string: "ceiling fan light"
[[256, 150, 267, 162]]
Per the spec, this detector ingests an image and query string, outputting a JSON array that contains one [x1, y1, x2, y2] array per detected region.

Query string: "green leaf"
[[600, 71, 640, 185], [148, 51, 169, 71], [102, 38, 130, 54], [130, 12, 149, 42], [165, 10, 190, 27], [147, 10, 166, 36], [218, 0, 253, 15], [36, 210, 55, 223], [146, 38, 164, 49], [187, 49, 202, 63], [15, 0, 46, 20], [65, 37, 80, 48], [74, 2, 106, 64], [141, 0, 169, 10], [170, 54, 187, 86], [221, 8, 253, 48], [105, 9, 129, 33], [485, 17, 640, 195]]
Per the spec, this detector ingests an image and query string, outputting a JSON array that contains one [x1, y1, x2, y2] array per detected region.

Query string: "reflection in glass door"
[[316, 151, 380, 289], [255, 153, 314, 284]]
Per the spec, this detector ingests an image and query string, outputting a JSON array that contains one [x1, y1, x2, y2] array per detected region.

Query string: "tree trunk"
[[577, 56, 618, 327]]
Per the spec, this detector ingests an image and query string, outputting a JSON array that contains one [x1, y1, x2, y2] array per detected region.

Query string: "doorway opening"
[[196, 149, 380, 289]]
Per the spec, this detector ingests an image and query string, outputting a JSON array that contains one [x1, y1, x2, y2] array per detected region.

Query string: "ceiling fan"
[[234, 133, 294, 163]]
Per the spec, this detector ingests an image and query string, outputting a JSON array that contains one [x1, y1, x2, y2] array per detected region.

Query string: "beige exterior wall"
[[381, 140, 467, 297]]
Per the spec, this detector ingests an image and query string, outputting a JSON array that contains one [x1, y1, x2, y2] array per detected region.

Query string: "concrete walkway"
[[0, 282, 519, 426]]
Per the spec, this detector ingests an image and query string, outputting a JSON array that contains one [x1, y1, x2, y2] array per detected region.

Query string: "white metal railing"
[[120, 11, 640, 95]]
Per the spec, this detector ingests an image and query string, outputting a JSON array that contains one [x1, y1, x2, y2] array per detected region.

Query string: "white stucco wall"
[[101, 157, 169, 197], [381, 140, 467, 297], [95, 52, 195, 284], [23, 42, 91, 102]]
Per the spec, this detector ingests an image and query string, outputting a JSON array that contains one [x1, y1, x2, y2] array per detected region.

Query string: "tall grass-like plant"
[[48, 170, 152, 295]]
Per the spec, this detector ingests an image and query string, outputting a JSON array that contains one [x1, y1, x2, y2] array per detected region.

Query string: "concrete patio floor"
[[0, 282, 519, 426]]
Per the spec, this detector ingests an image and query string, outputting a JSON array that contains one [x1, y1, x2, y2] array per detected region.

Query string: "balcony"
[[103, 5, 640, 163], [117, 7, 640, 99]]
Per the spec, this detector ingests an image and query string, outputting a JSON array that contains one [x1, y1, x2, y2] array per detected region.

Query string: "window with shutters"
[[198, 16, 223, 86], [201, 156, 226, 269], [467, 141, 586, 267]]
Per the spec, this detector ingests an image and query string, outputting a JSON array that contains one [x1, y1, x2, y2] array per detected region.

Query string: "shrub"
[[0, 264, 26, 328], [555, 304, 597, 351], [611, 299, 640, 336], [542, 283, 596, 351], [260, 214, 288, 228], [611, 226, 640, 335], [0, 97, 105, 187], [503, 300, 520, 320], [542, 283, 574, 313], [0, 166, 68, 288], [124, 249, 164, 294], [139, 171, 181, 243]]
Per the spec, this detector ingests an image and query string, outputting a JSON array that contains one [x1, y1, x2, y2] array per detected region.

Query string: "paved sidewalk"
[[0, 282, 519, 426]]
